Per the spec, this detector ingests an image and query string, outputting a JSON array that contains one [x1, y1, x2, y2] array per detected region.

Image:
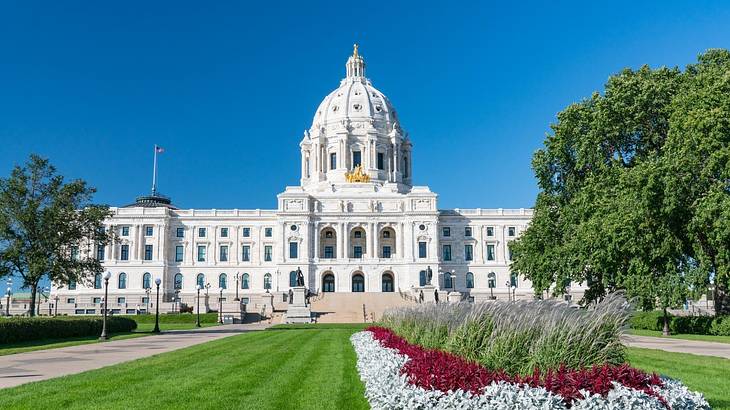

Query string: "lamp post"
[[145, 287, 151, 313], [488, 274, 496, 299], [6, 278, 12, 316], [234, 272, 240, 301], [196, 284, 202, 327], [54, 295, 59, 316], [276, 269, 280, 292], [153, 278, 161, 333], [511, 285, 516, 302], [505, 281, 511, 302], [219, 288, 224, 324], [99, 271, 112, 341]]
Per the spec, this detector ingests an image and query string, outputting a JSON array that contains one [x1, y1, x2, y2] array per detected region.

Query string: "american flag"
[[155, 145, 164, 153]]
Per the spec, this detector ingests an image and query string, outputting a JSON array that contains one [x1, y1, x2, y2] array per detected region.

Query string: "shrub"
[[380, 293, 630, 375], [669, 315, 714, 334], [710, 316, 730, 336], [630, 310, 665, 331], [0, 316, 137, 345]]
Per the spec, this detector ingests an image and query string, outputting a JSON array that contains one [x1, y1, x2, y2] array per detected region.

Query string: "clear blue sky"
[[1, 1, 729, 213]]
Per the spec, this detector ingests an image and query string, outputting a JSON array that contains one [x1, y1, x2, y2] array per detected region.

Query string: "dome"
[[309, 45, 400, 134]]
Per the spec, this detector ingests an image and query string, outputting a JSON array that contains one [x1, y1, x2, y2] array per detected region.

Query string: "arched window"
[[94, 273, 102, 289], [510, 272, 518, 288], [290, 271, 297, 287], [352, 273, 365, 292], [264, 273, 272, 290], [143, 272, 152, 289], [382, 273, 394, 292], [466, 272, 474, 289], [242, 273, 249, 289], [68, 280, 76, 290], [444, 272, 453, 289], [487, 272, 496, 288], [419, 270, 427, 287], [196, 273, 205, 289], [174, 273, 183, 290], [323, 273, 335, 292], [219, 273, 227, 289], [118, 272, 127, 289]]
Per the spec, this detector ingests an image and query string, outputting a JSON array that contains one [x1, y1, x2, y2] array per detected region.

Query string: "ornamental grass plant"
[[379, 293, 630, 375]]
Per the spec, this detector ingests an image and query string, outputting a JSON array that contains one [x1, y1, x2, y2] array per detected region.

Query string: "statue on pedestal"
[[426, 266, 433, 285], [295, 267, 305, 287]]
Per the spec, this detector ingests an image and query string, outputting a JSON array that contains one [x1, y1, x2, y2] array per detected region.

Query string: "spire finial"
[[353, 43, 359, 57]]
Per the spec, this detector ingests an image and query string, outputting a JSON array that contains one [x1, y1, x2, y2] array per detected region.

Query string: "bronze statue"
[[295, 267, 305, 287], [426, 266, 433, 285]]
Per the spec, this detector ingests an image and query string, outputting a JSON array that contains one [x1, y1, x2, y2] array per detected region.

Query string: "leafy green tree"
[[0, 155, 112, 316], [512, 49, 730, 319]]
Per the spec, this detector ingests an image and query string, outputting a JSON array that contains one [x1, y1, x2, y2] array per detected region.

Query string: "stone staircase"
[[310, 292, 416, 323]]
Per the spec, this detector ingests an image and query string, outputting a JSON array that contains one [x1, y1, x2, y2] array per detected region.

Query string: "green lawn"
[[0, 324, 368, 410], [629, 328, 730, 344], [628, 347, 730, 410], [0, 322, 218, 356]]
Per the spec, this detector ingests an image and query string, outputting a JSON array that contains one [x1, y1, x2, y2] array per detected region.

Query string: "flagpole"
[[152, 145, 158, 196]]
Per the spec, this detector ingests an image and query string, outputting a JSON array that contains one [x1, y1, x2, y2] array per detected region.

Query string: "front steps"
[[309, 292, 416, 323]]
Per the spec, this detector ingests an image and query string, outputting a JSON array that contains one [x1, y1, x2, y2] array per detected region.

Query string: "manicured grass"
[[629, 328, 730, 344], [269, 323, 369, 330], [0, 324, 368, 410], [628, 347, 730, 410], [0, 322, 219, 356]]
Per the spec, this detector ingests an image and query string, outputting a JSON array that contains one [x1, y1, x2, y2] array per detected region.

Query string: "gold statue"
[[345, 165, 370, 183], [353, 43, 359, 57]]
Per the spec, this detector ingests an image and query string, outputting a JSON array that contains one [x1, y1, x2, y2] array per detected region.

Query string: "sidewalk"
[[622, 334, 730, 359], [0, 323, 270, 389]]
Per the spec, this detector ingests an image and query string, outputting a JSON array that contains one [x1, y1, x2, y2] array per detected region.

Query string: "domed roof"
[[309, 45, 400, 134]]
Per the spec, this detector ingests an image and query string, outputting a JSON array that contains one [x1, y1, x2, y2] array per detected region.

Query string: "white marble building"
[[50, 46, 571, 316]]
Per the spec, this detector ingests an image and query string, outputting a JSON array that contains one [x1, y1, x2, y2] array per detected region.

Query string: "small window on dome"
[[353, 104, 362, 111], [332, 105, 339, 112], [375, 105, 382, 112], [371, 92, 377, 97], [354, 90, 361, 95]]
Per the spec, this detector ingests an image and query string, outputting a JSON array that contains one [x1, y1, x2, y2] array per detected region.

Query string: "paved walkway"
[[0, 323, 270, 389], [622, 334, 730, 359]]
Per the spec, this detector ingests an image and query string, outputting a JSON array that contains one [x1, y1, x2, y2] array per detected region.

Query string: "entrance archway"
[[322, 273, 335, 292], [352, 273, 365, 292]]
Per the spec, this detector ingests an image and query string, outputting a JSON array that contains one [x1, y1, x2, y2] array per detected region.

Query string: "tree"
[[0, 155, 112, 316], [511, 49, 730, 318]]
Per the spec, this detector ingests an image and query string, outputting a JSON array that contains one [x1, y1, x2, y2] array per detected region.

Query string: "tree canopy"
[[0, 155, 112, 315], [511, 49, 730, 314]]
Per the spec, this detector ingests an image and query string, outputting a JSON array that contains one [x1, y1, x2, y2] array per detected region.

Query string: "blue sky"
[[1, 2, 729, 218]]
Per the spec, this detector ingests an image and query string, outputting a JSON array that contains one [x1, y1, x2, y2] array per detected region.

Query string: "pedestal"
[[419, 285, 437, 303], [285, 287, 312, 324], [447, 291, 463, 303]]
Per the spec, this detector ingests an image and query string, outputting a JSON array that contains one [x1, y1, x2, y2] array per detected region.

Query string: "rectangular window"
[[75, 309, 85, 314], [120, 245, 129, 261], [221, 227, 228, 237], [96, 244, 105, 261], [508, 226, 516, 237], [330, 153, 337, 170], [93, 297, 101, 304], [176, 227, 184, 238], [289, 242, 298, 259], [487, 226, 494, 237], [264, 246, 272, 262], [465, 227, 472, 237], [145, 226, 153, 236], [242, 245, 250, 262], [121, 226, 129, 236], [142, 297, 149, 304], [377, 152, 385, 170], [265, 227, 273, 237], [144, 245, 153, 261], [418, 242, 427, 259], [353, 246, 363, 258], [353, 150, 361, 167], [442, 227, 450, 237], [66, 298, 75, 304], [220, 245, 228, 262], [85, 309, 96, 315], [508, 247, 513, 261], [243, 227, 250, 237], [382, 246, 391, 258], [443, 244, 452, 261], [242, 297, 250, 305], [175, 245, 183, 262], [465, 244, 473, 261], [198, 227, 206, 237], [71, 246, 79, 260], [487, 244, 495, 261], [324, 246, 334, 259], [117, 297, 126, 304], [197, 245, 206, 262]]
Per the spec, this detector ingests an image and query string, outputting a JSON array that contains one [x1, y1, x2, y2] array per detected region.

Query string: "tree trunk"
[[662, 308, 670, 336], [714, 281, 730, 316], [29, 285, 37, 317]]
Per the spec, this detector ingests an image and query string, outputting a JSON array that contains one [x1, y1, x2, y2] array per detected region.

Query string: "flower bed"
[[351, 327, 710, 409]]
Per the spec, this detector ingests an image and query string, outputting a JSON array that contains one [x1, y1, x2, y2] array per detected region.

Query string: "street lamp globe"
[[104, 271, 112, 280], [155, 278, 162, 286]]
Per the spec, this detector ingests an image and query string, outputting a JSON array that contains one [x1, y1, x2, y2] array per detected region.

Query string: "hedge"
[[0, 317, 137, 345], [120, 312, 219, 325], [630, 310, 730, 336]]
